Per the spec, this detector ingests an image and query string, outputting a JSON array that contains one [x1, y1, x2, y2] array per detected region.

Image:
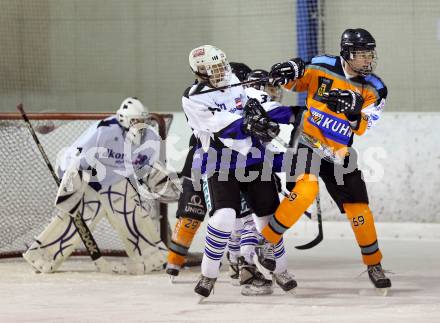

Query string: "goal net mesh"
[[0, 111, 173, 258]]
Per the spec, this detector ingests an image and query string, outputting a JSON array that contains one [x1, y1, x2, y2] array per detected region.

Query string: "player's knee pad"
[[176, 177, 206, 222], [343, 203, 382, 265], [275, 174, 318, 228], [263, 174, 318, 243], [167, 217, 202, 266]]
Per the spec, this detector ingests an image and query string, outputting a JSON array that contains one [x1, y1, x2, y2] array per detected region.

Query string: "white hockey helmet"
[[116, 97, 149, 130], [188, 45, 232, 88]]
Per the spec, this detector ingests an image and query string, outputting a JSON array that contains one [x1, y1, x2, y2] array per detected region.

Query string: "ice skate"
[[194, 275, 217, 302], [166, 263, 181, 283], [253, 239, 275, 280], [273, 270, 297, 294], [367, 263, 391, 296], [239, 257, 273, 296]]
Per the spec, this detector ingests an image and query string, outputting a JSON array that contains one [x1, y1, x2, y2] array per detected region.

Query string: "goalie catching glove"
[[138, 161, 183, 203], [322, 89, 364, 115], [269, 57, 305, 86], [242, 98, 280, 142]]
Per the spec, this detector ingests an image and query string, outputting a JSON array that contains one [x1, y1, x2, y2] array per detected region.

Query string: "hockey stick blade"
[[295, 231, 323, 250], [295, 192, 323, 250]]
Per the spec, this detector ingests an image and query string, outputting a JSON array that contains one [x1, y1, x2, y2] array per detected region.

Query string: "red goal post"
[[0, 110, 173, 258]]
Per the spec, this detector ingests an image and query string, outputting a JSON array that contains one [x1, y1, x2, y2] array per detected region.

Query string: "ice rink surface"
[[1, 238, 439, 323]]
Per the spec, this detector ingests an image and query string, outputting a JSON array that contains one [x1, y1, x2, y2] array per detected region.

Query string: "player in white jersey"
[[183, 45, 300, 299], [23, 97, 180, 274]]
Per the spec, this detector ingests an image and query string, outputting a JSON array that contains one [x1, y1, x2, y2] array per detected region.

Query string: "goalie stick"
[[17, 104, 111, 271]]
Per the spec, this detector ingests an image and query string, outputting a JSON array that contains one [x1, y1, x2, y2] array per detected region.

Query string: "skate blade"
[[198, 296, 207, 304], [252, 254, 273, 280], [241, 285, 274, 296], [168, 275, 175, 284]]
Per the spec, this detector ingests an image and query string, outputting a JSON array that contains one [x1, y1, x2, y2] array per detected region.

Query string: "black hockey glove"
[[322, 89, 364, 115], [242, 98, 280, 142], [269, 58, 305, 86]]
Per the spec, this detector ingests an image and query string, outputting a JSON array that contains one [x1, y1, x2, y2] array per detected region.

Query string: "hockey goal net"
[[0, 107, 173, 258]]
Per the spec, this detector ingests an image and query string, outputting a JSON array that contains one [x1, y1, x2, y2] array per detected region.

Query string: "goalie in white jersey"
[[23, 97, 181, 274]]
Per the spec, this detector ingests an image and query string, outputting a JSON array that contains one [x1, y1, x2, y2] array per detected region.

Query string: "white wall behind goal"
[[166, 112, 440, 224]]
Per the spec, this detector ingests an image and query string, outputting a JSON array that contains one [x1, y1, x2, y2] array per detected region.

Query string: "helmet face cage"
[[340, 28, 377, 75], [189, 45, 232, 88], [347, 49, 377, 75], [203, 60, 232, 88]]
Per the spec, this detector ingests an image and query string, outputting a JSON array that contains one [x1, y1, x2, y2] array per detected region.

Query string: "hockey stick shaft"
[[17, 104, 104, 262], [191, 77, 270, 95]]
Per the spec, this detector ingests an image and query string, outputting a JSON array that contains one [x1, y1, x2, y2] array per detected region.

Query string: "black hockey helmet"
[[247, 69, 283, 102], [247, 69, 269, 90], [340, 28, 377, 75], [340, 28, 376, 60], [229, 62, 252, 82]]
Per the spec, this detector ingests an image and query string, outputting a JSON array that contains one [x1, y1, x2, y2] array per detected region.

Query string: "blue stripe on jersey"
[[218, 118, 248, 140], [311, 55, 337, 66], [267, 106, 294, 124], [364, 74, 385, 90]]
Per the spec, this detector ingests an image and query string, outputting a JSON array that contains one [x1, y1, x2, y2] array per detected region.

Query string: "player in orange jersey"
[[256, 28, 391, 291]]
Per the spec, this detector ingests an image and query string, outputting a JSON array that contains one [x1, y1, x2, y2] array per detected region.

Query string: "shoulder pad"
[[97, 117, 119, 128], [364, 74, 386, 91], [184, 81, 208, 98], [311, 55, 338, 67]]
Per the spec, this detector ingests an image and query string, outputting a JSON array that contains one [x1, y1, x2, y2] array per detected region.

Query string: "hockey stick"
[[295, 191, 323, 250], [17, 104, 111, 271], [191, 77, 270, 95], [280, 190, 312, 219]]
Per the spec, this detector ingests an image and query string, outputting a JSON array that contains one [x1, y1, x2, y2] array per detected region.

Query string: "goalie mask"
[[340, 28, 377, 76], [189, 45, 232, 88], [247, 69, 283, 103], [117, 97, 149, 145]]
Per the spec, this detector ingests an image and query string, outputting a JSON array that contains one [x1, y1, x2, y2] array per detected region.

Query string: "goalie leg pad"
[[100, 179, 167, 273], [23, 195, 105, 273], [55, 169, 89, 215]]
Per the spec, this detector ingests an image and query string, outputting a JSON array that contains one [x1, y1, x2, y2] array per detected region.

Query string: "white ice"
[[1, 232, 439, 323]]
